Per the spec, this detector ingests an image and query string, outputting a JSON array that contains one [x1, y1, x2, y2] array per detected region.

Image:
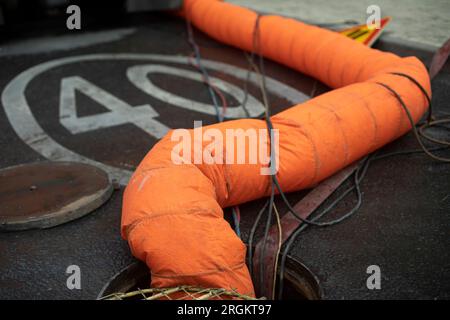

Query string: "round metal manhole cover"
[[0, 161, 113, 231]]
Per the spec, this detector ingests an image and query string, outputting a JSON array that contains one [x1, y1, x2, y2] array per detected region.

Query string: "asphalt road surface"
[[0, 12, 449, 299]]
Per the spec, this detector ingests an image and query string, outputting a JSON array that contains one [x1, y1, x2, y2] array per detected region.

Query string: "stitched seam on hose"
[[125, 209, 220, 238], [339, 88, 380, 149], [272, 117, 320, 186], [312, 102, 350, 164]]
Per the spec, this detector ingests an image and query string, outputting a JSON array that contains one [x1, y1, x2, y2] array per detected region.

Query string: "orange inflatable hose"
[[121, 0, 430, 297]]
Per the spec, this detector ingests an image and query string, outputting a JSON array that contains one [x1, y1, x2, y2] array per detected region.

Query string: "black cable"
[[374, 145, 449, 161], [247, 14, 376, 299], [259, 182, 275, 293], [389, 72, 432, 122], [389, 72, 450, 148], [186, 11, 251, 239], [376, 82, 450, 162], [276, 140, 450, 299], [274, 76, 450, 298], [249, 14, 281, 297], [249, 17, 450, 298], [277, 155, 371, 299], [248, 14, 374, 228], [247, 199, 270, 276], [185, 16, 223, 122], [264, 74, 450, 228], [248, 14, 450, 298]]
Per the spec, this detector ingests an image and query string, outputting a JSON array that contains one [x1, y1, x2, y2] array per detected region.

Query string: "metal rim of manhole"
[[0, 161, 113, 231], [97, 256, 323, 300]]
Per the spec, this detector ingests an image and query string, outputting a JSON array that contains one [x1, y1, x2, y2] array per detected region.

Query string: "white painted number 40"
[[58, 62, 269, 139]]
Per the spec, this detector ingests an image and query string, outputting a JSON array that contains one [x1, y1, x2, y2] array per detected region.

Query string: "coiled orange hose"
[[121, 0, 430, 296]]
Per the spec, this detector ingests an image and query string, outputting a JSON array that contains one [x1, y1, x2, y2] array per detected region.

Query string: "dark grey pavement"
[[0, 12, 449, 299]]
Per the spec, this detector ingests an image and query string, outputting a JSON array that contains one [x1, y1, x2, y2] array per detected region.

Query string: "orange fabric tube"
[[121, 0, 431, 296]]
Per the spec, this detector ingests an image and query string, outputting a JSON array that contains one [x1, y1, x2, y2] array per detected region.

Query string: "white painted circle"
[[1, 53, 309, 185]]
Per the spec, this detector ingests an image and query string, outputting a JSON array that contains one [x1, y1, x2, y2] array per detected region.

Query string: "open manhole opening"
[[272, 256, 322, 300], [98, 256, 322, 300]]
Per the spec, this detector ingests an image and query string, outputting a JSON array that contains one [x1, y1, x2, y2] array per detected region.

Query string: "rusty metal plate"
[[0, 161, 113, 231]]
